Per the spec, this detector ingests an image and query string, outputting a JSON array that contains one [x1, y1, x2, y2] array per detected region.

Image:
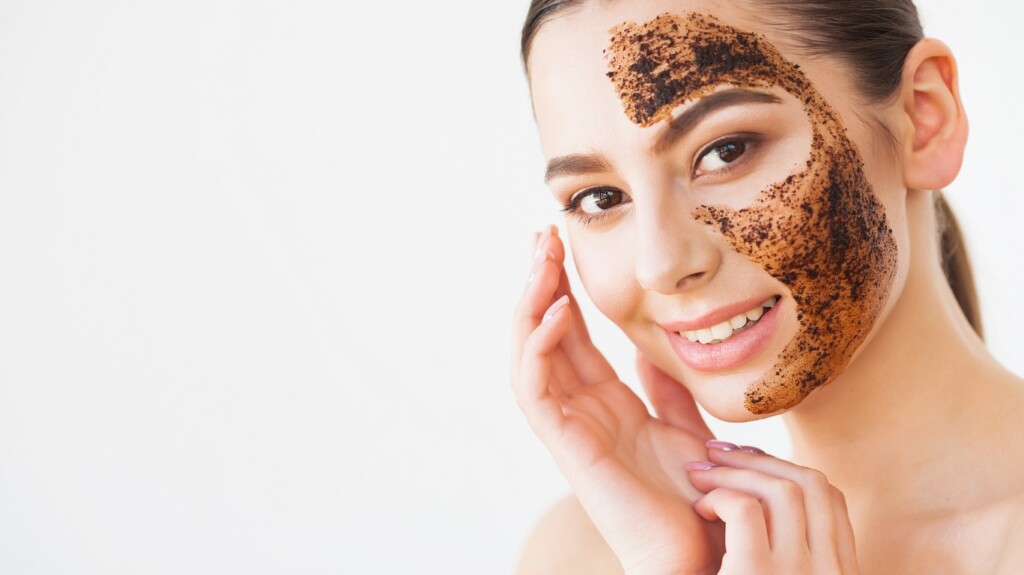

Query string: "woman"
[[510, 0, 1024, 573]]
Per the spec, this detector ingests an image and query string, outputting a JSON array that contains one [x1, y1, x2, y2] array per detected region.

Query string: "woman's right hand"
[[511, 226, 725, 575]]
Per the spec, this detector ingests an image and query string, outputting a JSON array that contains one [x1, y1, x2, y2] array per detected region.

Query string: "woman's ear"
[[899, 38, 969, 191]]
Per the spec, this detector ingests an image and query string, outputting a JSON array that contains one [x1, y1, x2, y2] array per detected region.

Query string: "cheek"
[[695, 127, 900, 414], [570, 237, 639, 328], [856, 160, 912, 330]]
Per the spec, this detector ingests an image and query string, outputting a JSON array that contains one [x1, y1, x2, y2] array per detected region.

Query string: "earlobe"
[[900, 39, 969, 191]]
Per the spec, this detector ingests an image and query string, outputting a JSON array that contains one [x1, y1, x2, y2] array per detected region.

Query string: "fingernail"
[[542, 295, 569, 323], [533, 239, 549, 264], [685, 461, 717, 471], [706, 440, 740, 452], [533, 227, 554, 259], [528, 250, 551, 285], [739, 445, 766, 455]]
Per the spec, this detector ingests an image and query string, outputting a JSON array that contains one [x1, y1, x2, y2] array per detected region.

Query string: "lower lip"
[[665, 299, 783, 372]]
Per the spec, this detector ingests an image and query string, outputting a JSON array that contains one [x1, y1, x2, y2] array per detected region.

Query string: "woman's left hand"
[[684, 444, 861, 574]]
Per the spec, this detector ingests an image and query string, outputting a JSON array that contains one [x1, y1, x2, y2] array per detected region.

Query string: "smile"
[[664, 295, 784, 372], [680, 296, 779, 345]]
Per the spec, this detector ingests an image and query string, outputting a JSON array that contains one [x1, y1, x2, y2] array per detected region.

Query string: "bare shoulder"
[[516, 494, 623, 575]]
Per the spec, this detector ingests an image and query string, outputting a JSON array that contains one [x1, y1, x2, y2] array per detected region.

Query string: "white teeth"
[[710, 321, 733, 340], [729, 314, 748, 329], [679, 296, 779, 345]]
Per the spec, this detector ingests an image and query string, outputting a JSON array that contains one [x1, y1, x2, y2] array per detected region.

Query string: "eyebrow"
[[651, 89, 783, 154], [544, 89, 783, 182], [544, 154, 613, 183]]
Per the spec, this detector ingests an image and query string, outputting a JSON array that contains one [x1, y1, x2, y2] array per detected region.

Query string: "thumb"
[[635, 352, 714, 441]]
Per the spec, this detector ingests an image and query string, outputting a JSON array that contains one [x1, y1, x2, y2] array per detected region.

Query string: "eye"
[[562, 186, 630, 222], [575, 187, 626, 214], [694, 139, 748, 176]]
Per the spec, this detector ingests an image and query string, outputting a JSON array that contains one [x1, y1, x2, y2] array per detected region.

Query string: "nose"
[[633, 197, 722, 294]]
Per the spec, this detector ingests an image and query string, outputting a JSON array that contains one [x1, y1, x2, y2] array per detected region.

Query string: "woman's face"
[[528, 0, 911, 421]]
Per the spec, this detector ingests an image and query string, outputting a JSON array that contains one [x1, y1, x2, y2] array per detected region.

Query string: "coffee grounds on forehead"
[[606, 13, 805, 126]]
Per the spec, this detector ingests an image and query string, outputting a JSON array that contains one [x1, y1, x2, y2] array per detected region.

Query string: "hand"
[[627, 292, 861, 574], [511, 226, 724, 575], [685, 444, 860, 574]]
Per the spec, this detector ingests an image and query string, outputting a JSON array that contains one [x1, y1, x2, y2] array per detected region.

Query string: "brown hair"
[[520, 0, 983, 337]]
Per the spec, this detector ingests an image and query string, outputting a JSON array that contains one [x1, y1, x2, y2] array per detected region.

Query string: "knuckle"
[[728, 493, 763, 521], [798, 467, 830, 491], [772, 478, 803, 504], [832, 486, 849, 509]]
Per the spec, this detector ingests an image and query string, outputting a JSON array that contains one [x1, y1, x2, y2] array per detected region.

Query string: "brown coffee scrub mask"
[[606, 13, 899, 415]]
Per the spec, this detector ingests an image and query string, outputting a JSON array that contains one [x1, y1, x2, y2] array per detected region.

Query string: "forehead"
[[527, 2, 817, 158], [606, 12, 805, 126]]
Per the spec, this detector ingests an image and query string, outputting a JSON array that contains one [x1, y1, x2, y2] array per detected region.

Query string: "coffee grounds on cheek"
[[606, 13, 898, 415], [697, 137, 898, 415]]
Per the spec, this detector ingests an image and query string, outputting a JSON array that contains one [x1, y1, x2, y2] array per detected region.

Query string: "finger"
[[547, 347, 586, 400], [832, 487, 859, 571], [635, 352, 713, 440], [706, 446, 844, 558], [513, 229, 615, 385], [551, 245, 592, 344], [693, 487, 770, 561], [512, 228, 562, 366], [687, 465, 807, 559], [546, 234, 617, 385], [514, 295, 572, 435]]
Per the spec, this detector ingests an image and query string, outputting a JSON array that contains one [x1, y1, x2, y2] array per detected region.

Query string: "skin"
[[527, 0, 913, 424], [603, 12, 898, 415], [512, 0, 1024, 573]]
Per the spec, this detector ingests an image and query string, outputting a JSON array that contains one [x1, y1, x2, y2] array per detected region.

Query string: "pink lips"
[[664, 297, 783, 372]]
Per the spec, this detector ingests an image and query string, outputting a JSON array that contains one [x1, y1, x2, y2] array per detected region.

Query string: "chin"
[[702, 399, 791, 423], [692, 380, 792, 423]]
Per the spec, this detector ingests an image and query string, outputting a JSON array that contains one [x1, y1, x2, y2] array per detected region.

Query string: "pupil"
[[596, 190, 622, 209], [718, 141, 745, 163]]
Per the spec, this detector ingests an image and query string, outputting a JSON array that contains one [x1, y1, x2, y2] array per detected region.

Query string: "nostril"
[[677, 271, 706, 289]]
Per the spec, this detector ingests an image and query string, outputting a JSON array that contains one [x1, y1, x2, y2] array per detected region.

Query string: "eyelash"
[[561, 135, 757, 225], [561, 186, 624, 227], [693, 134, 759, 178]]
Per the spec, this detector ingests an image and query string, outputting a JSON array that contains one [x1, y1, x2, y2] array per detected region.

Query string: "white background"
[[0, 1, 1021, 573]]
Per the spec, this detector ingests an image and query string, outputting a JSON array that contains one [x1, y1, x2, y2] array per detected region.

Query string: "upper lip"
[[659, 294, 779, 333]]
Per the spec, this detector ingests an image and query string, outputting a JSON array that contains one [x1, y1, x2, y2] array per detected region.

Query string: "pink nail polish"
[[542, 295, 569, 323], [706, 440, 739, 451], [739, 445, 766, 455], [685, 461, 717, 471]]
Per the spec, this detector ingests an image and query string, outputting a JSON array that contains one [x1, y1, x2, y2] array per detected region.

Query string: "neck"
[[781, 191, 1024, 517]]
